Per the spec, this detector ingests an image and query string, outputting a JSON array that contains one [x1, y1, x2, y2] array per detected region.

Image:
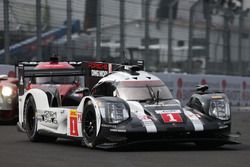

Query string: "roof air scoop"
[[129, 65, 140, 75], [50, 55, 59, 63]]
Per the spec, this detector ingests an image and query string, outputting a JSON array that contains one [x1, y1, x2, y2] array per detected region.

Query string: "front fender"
[[77, 96, 101, 136], [24, 89, 50, 110], [18, 89, 50, 127]]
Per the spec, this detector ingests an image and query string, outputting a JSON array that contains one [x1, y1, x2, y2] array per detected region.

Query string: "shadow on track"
[[107, 142, 242, 152], [50, 138, 243, 152]]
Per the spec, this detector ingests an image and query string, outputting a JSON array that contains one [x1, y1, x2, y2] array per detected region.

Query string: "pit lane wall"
[[155, 73, 250, 107]]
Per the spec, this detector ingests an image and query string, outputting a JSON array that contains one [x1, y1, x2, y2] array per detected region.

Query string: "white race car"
[[17, 61, 239, 148]]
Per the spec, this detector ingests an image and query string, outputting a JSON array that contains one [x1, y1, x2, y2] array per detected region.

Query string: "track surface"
[[0, 110, 249, 167]]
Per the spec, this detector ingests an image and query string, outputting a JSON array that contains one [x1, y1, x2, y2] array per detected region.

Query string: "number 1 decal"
[[70, 110, 79, 136], [167, 113, 177, 122], [161, 113, 183, 123]]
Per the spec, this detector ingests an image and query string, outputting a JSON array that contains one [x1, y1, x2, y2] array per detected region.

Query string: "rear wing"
[[83, 60, 144, 89], [18, 60, 144, 95], [18, 62, 85, 95]]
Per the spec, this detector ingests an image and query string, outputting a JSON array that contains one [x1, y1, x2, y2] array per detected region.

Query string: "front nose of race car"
[[98, 100, 190, 143], [97, 100, 233, 146], [0, 85, 17, 111], [0, 85, 18, 121]]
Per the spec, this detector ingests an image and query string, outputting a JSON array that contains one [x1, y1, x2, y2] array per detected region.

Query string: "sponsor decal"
[[129, 101, 157, 133], [155, 109, 181, 114], [137, 115, 157, 133], [69, 110, 79, 136], [184, 110, 204, 131], [88, 63, 109, 71], [160, 113, 183, 123], [91, 69, 109, 77], [155, 109, 183, 123], [88, 62, 112, 77], [38, 111, 58, 124], [144, 104, 179, 107], [211, 95, 223, 99]]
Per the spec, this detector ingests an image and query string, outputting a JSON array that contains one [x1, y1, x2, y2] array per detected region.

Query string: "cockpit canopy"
[[92, 80, 173, 101]]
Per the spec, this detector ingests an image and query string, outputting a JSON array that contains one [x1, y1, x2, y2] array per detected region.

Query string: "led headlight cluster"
[[99, 102, 129, 124], [209, 98, 230, 120], [2, 86, 13, 97]]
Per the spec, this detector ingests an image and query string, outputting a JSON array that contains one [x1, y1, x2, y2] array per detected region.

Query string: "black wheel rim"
[[27, 104, 35, 134], [84, 109, 96, 138]]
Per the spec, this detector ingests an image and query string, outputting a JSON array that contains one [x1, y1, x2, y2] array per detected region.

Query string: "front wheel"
[[82, 101, 100, 148], [25, 95, 57, 142]]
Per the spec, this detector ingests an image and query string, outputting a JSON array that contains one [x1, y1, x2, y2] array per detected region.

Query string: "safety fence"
[[1, 0, 249, 76]]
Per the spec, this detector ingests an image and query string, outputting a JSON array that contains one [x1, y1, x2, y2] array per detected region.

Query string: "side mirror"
[[75, 87, 90, 96], [196, 85, 208, 94]]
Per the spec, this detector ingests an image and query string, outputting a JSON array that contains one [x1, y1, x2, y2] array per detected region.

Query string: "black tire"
[[24, 95, 57, 142], [82, 102, 100, 148]]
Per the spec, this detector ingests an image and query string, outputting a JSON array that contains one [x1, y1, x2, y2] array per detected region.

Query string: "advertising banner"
[[156, 73, 250, 106]]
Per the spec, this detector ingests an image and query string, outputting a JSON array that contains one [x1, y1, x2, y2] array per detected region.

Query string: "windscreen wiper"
[[146, 84, 156, 102]]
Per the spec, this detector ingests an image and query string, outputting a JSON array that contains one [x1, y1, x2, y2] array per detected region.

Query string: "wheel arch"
[[21, 89, 50, 129], [24, 89, 50, 110], [79, 96, 102, 137], [23, 89, 57, 142]]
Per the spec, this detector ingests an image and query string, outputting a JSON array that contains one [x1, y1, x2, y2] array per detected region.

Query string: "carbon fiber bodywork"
[[90, 98, 236, 147]]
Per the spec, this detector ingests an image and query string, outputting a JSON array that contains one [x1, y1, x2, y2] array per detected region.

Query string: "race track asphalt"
[[0, 109, 249, 167]]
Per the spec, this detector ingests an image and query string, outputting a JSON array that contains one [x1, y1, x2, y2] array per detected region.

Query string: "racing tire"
[[82, 101, 100, 148], [25, 95, 57, 142]]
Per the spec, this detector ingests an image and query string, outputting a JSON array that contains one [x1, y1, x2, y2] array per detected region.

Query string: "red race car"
[[1, 57, 86, 124], [24, 57, 86, 107], [0, 72, 19, 124]]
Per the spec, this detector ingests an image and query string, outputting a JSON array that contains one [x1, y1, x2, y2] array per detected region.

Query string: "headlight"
[[2, 86, 13, 96], [99, 102, 129, 124], [209, 98, 230, 120]]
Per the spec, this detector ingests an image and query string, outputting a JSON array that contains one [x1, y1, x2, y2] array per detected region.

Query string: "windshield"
[[116, 80, 173, 101], [34, 76, 77, 84]]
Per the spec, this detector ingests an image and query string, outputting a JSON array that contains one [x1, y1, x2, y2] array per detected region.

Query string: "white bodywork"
[[99, 71, 160, 83], [18, 70, 165, 138], [18, 88, 103, 138]]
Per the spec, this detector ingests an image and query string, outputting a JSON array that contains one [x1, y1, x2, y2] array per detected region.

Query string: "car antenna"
[[156, 90, 160, 104], [121, 49, 129, 65]]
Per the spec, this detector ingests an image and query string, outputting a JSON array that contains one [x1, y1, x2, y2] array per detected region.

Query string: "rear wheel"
[[82, 102, 99, 148], [25, 95, 57, 142]]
